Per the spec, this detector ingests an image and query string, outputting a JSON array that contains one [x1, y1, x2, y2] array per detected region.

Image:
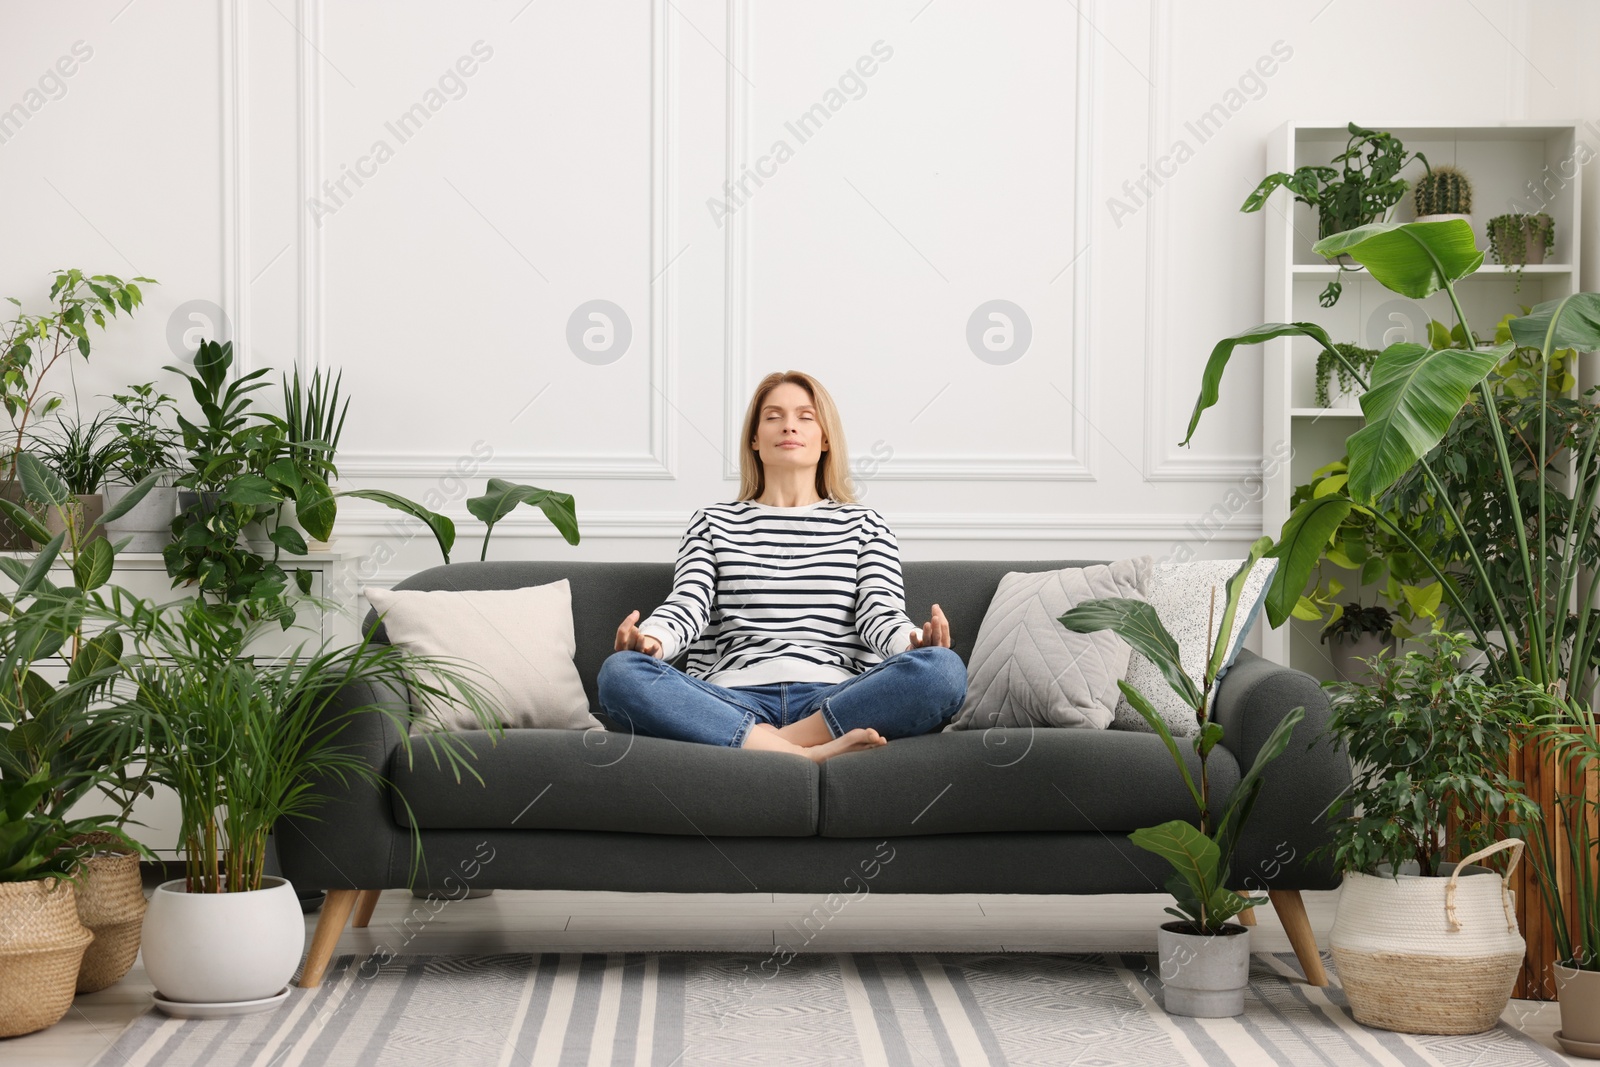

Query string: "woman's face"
[[752, 382, 828, 471]]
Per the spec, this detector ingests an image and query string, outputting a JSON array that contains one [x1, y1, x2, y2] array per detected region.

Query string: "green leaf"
[[1058, 598, 1202, 710], [1263, 496, 1352, 629], [292, 478, 334, 542], [264, 458, 303, 493], [1207, 537, 1273, 686], [1508, 293, 1600, 354], [1183, 323, 1340, 447], [71, 537, 114, 591], [269, 524, 308, 555], [337, 489, 455, 564], [218, 474, 281, 506], [1130, 821, 1221, 913], [68, 632, 123, 685], [95, 473, 160, 527], [15, 531, 66, 598], [0, 496, 49, 544], [1312, 219, 1484, 298], [465, 480, 580, 560], [17, 453, 70, 507], [1346, 341, 1507, 502]]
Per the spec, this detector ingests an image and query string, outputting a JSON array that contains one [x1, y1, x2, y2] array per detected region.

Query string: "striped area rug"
[[90, 951, 1566, 1066]]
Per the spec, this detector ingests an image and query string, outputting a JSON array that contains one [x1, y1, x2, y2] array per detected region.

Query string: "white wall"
[[0, 0, 1588, 612]]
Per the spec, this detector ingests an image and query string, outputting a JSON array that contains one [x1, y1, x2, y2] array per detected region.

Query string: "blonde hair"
[[738, 371, 857, 504]]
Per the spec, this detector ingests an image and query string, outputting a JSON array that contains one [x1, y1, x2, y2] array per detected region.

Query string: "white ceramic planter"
[[141, 876, 304, 1006], [104, 483, 178, 553], [1156, 922, 1251, 1017]]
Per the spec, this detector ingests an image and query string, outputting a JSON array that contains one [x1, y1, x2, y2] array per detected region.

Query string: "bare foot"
[[802, 727, 887, 763], [741, 723, 887, 762]]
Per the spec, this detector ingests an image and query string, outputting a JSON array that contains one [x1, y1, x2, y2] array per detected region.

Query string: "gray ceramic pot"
[[1156, 922, 1251, 1018], [104, 483, 179, 552]]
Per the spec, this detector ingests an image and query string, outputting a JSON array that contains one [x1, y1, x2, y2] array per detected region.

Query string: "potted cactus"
[[1413, 164, 1472, 224]]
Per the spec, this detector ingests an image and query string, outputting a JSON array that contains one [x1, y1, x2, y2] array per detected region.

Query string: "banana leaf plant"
[[1177, 212, 1600, 972], [1058, 538, 1306, 934], [332, 479, 579, 564]]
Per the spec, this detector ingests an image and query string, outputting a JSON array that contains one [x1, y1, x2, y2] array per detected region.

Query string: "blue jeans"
[[596, 646, 968, 748]]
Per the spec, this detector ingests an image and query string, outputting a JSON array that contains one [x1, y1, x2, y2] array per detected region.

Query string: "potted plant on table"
[[1318, 602, 1398, 684], [1319, 630, 1547, 1034], [1488, 212, 1555, 293], [105, 382, 183, 552], [1242, 123, 1427, 306], [26, 410, 127, 546], [272, 365, 347, 551], [1316, 343, 1378, 408], [1059, 538, 1306, 1018], [111, 591, 504, 1015], [0, 270, 153, 548], [1182, 213, 1600, 998]]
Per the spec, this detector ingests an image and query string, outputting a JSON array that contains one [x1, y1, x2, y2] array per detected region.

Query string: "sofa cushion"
[[944, 557, 1153, 732], [817, 728, 1238, 837], [390, 728, 820, 836], [363, 581, 602, 732]]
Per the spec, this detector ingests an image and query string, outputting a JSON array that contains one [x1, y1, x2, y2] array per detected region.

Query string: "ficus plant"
[[1058, 538, 1306, 934]]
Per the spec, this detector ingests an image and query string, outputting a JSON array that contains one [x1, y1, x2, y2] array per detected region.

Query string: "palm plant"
[[106, 594, 505, 893], [1527, 705, 1599, 973]]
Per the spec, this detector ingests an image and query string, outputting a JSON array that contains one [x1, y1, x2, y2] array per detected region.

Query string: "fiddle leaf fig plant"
[[1058, 538, 1307, 933]]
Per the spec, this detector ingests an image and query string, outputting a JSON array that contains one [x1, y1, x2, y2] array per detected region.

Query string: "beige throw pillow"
[[944, 557, 1153, 732], [362, 581, 601, 732]]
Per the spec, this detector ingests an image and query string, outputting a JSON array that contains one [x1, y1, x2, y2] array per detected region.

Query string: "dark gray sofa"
[[277, 559, 1349, 989]]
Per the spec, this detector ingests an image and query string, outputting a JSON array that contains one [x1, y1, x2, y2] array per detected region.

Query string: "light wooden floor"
[[11, 887, 1578, 1065]]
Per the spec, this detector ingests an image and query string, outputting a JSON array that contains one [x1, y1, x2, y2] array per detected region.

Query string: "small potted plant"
[[1488, 212, 1555, 291], [268, 365, 347, 551], [1412, 163, 1472, 224], [0, 270, 155, 548], [1060, 538, 1306, 1017], [1321, 631, 1549, 1035], [1315, 343, 1379, 408], [1242, 123, 1427, 306], [1319, 601, 1397, 684], [105, 382, 183, 552], [26, 410, 127, 547]]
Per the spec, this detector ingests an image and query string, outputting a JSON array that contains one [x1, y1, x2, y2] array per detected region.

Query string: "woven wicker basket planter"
[[0, 878, 94, 1038], [1331, 840, 1526, 1035], [73, 846, 147, 993]]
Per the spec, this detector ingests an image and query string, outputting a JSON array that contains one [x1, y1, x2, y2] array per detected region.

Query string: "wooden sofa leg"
[[300, 888, 360, 988], [1268, 889, 1328, 986], [1237, 906, 1257, 926], [352, 889, 382, 929]]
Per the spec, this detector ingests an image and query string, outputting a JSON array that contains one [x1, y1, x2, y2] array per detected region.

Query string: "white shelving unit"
[[1259, 121, 1585, 679]]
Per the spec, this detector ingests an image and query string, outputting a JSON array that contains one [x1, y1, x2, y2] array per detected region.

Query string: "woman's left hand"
[[908, 604, 952, 649]]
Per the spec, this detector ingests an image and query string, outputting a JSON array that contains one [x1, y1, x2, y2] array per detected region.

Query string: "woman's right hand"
[[616, 609, 664, 657]]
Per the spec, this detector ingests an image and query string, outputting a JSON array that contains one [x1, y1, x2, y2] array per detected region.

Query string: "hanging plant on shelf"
[[1315, 343, 1379, 408]]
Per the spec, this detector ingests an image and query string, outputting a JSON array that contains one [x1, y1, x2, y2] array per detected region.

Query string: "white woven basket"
[[1330, 839, 1525, 1035]]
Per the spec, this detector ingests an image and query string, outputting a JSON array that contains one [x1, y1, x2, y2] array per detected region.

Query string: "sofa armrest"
[[274, 679, 413, 892], [1212, 647, 1350, 891]]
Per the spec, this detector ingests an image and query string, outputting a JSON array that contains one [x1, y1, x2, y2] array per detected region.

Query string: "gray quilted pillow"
[[944, 557, 1154, 732]]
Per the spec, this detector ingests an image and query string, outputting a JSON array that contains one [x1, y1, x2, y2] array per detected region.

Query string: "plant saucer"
[[1555, 1031, 1600, 1059], [152, 986, 291, 1018]]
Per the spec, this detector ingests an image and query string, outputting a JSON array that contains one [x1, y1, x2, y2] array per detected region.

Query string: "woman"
[[597, 371, 968, 762]]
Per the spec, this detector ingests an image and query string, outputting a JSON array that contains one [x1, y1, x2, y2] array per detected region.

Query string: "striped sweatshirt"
[[636, 498, 923, 688]]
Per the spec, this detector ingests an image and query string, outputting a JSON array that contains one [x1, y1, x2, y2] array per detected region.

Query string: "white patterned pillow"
[[1111, 557, 1278, 736], [944, 557, 1154, 732]]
